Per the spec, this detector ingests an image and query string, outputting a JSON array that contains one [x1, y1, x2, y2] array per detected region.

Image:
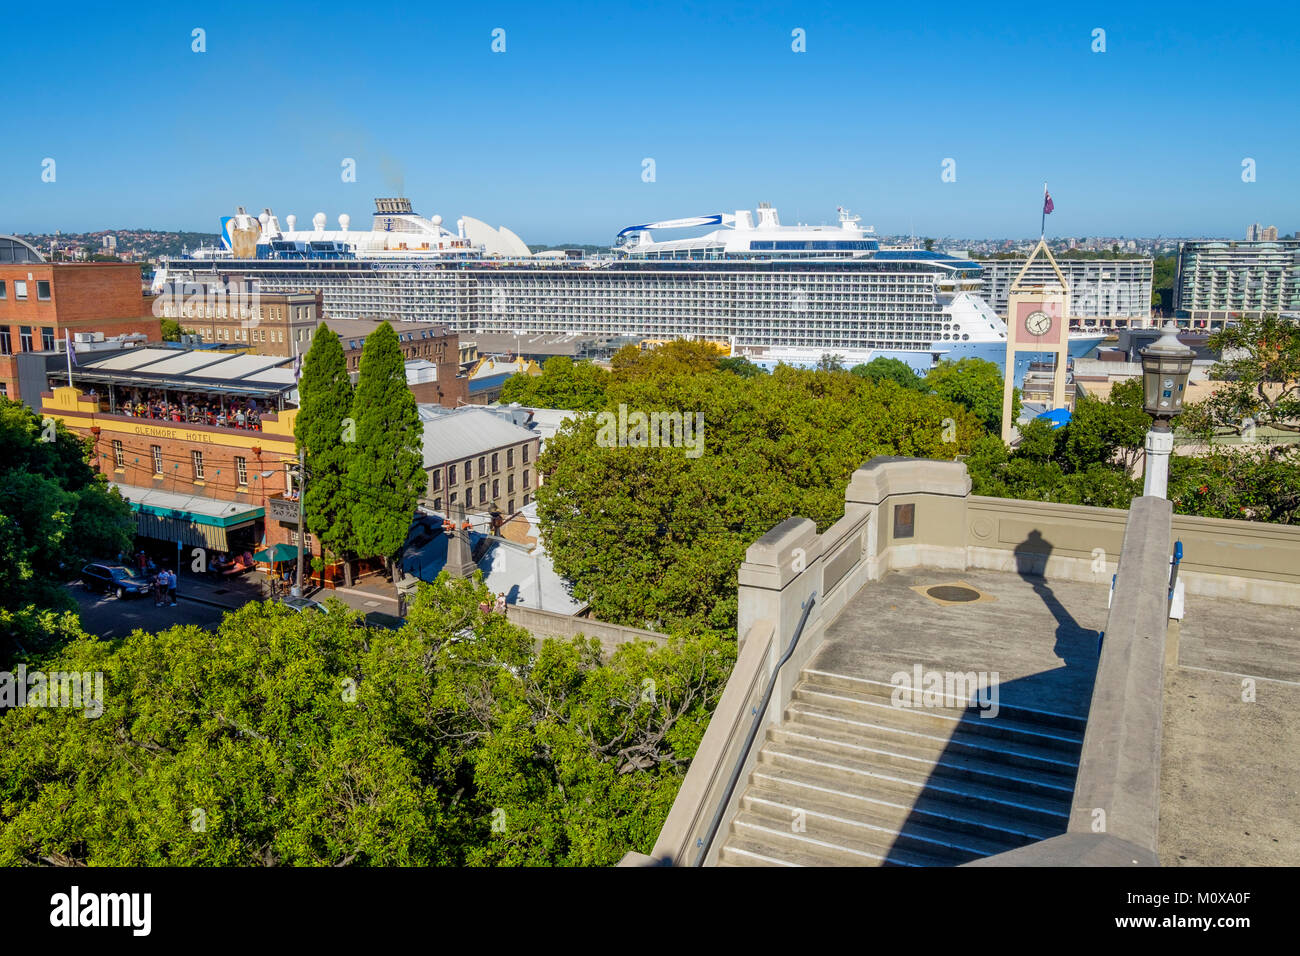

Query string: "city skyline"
[[3, 1, 1298, 242]]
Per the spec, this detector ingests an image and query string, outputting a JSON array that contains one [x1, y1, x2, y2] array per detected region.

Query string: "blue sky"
[[2, 0, 1297, 242]]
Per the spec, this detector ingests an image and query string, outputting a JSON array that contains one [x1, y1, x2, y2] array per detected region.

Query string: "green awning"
[[253, 543, 300, 563]]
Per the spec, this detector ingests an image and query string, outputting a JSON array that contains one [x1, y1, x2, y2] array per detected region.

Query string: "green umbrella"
[[253, 543, 299, 563]]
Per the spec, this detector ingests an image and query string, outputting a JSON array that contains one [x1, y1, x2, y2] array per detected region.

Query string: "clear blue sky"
[[3, 0, 1297, 243]]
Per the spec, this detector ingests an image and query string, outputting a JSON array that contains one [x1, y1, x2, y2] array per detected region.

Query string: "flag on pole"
[[1043, 188, 1054, 216], [64, 329, 78, 366]]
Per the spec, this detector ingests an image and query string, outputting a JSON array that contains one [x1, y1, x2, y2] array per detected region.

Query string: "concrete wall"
[[505, 604, 666, 657]]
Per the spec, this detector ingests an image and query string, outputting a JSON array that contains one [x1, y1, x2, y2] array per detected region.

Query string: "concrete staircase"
[[718, 668, 1086, 866]]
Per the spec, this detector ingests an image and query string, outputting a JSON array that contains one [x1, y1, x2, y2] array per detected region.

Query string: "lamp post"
[[1138, 323, 1195, 498]]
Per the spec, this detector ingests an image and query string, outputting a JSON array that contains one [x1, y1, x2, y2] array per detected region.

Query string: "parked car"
[[279, 596, 328, 614], [80, 563, 151, 600]]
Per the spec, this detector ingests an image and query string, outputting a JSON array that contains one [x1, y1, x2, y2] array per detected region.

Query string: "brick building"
[[155, 279, 323, 357], [40, 348, 308, 561], [0, 238, 162, 402], [419, 407, 541, 519], [332, 319, 471, 408]]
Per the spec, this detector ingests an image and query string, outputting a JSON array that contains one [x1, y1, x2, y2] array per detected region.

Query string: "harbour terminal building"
[[1174, 239, 1300, 326]]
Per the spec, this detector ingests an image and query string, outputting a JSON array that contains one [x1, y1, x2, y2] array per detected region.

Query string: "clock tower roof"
[[1009, 238, 1069, 295]]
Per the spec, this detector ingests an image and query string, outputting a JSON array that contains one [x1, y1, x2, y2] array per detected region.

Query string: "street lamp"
[[1139, 323, 1195, 498]]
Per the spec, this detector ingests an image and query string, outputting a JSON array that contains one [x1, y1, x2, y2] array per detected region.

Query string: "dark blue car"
[[81, 563, 150, 600]]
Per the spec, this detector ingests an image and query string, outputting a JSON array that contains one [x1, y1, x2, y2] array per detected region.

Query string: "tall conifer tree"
[[346, 322, 424, 575], [294, 327, 355, 585]]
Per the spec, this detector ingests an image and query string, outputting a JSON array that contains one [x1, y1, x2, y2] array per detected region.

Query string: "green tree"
[[1182, 313, 1299, 437], [295, 328, 356, 586], [499, 356, 609, 410], [717, 355, 765, 378], [851, 357, 926, 390], [925, 358, 1020, 433], [0, 399, 133, 667], [159, 318, 182, 342], [346, 322, 424, 575]]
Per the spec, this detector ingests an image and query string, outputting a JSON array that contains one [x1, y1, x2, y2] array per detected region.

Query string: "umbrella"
[[253, 543, 299, 563]]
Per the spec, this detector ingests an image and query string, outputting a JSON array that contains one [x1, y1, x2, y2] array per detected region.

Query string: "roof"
[[111, 483, 264, 527], [70, 348, 297, 396], [420, 408, 537, 466], [0, 235, 46, 264]]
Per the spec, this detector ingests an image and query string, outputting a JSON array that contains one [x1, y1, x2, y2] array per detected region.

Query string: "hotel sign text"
[[131, 424, 217, 444]]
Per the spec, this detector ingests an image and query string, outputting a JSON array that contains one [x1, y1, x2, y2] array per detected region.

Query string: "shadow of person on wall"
[[879, 530, 1102, 865]]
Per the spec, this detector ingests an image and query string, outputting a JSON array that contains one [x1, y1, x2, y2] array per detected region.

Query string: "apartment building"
[[419, 407, 541, 519], [1175, 239, 1300, 325], [155, 280, 323, 357], [977, 255, 1153, 328]]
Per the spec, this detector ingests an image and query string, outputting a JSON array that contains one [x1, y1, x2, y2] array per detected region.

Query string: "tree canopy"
[[0, 399, 133, 667], [295, 328, 356, 571], [0, 577, 733, 866]]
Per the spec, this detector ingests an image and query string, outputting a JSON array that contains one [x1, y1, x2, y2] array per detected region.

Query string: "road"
[[70, 582, 227, 640]]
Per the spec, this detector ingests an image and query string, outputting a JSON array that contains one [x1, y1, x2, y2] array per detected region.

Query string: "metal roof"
[[420, 408, 536, 466]]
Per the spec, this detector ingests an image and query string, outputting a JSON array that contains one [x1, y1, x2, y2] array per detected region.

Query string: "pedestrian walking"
[[166, 568, 177, 606], [153, 571, 165, 607]]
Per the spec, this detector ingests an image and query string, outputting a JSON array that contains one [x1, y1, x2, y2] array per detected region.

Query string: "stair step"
[[727, 813, 952, 866], [749, 764, 1060, 846], [792, 684, 1085, 754], [784, 701, 1082, 775], [742, 786, 1018, 864], [801, 669, 1088, 733], [760, 742, 1072, 830], [768, 723, 1078, 797]]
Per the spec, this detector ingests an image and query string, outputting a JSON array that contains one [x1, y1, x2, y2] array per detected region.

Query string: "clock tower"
[[1001, 238, 1071, 442]]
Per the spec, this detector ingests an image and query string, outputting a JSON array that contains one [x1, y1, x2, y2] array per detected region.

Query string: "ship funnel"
[[286, 214, 297, 231], [339, 214, 351, 231], [313, 212, 326, 232], [457, 218, 465, 238]]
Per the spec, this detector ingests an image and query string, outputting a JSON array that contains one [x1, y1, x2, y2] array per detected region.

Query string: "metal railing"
[[691, 591, 817, 867]]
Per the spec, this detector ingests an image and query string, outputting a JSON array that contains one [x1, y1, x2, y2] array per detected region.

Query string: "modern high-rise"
[[975, 256, 1153, 328], [1174, 239, 1300, 325]]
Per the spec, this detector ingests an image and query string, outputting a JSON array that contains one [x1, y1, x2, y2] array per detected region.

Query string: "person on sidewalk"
[[153, 571, 166, 607], [165, 568, 177, 607]]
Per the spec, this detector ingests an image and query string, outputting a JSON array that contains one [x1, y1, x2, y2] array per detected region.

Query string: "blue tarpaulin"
[[1035, 408, 1072, 429]]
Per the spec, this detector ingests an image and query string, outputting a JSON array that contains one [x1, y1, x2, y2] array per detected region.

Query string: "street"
[[70, 581, 227, 639]]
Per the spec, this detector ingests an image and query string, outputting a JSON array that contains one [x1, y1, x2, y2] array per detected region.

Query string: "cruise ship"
[[157, 199, 1105, 377]]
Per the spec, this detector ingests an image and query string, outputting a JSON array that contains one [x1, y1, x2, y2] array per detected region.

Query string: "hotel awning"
[[112, 483, 264, 553]]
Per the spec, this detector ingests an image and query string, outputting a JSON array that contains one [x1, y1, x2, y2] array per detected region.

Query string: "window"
[[465, 487, 472, 506], [492, 479, 499, 499], [479, 483, 486, 502], [523, 469, 530, 489], [507, 473, 514, 493], [507, 498, 514, 514], [0, 281, 6, 299], [19, 327, 33, 352], [235, 456, 247, 485], [152, 445, 163, 475], [448, 463, 456, 485], [432, 469, 442, 491], [14, 281, 27, 301], [0, 329, 10, 354], [522, 443, 530, 464], [36, 280, 51, 301], [191, 450, 205, 480], [0, 383, 5, 398], [478, 456, 486, 478], [523, 494, 530, 506], [506, 448, 514, 467], [464, 459, 472, 482], [41, 327, 55, 351], [491, 452, 499, 472], [449, 492, 458, 506], [112, 440, 124, 468]]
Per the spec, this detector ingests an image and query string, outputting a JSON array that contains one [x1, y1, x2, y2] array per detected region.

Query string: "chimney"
[[445, 502, 478, 579]]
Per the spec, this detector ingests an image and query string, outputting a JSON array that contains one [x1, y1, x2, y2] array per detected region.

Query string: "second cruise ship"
[[157, 198, 1104, 375]]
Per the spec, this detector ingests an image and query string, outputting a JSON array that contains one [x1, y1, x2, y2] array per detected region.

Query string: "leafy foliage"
[[498, 356, 610, 410], [0, 578, 733, 866], [851, 357, 927, 390], [295, 328, 356, 566], [925, 358, 1020, 433], [0, 399, 133, 667], [535, 363, 982, 632], [346, 323, 425, 564]]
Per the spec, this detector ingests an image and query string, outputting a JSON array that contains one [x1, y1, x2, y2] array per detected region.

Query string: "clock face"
[[1025, 310, 1052, 336]]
